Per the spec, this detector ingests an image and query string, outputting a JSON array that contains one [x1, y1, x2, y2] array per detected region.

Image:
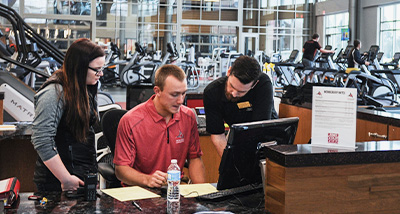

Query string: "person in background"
[[114, 64, 206, 188], [348, 39, 370, 68], [32, 38, 105, 192], [203, 55, 278, 157], [302, 33, 335, 67]]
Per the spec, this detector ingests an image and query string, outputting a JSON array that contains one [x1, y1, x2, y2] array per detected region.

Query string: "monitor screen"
[[217, 117, 299, 190], [369, 45, 380, 60], [126, 83, 155, 110], [394, 52, 400, 61], [377, 52, 384, 62], [195, 107, 205, 115], [288, 50, 299, 62]]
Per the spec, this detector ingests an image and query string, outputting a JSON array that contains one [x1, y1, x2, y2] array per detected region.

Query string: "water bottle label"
[[168, 170, 180, 181]]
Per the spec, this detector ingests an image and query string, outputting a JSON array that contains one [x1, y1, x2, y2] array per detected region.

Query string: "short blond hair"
[[154, 64, 186, 90]]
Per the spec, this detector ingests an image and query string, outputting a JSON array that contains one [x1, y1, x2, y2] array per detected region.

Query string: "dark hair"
[[58, 38, 105, 142], [155, 64, 186, 91], [350, 39, 361, 56], [353, 39, 361, 48], [230, 55, 260, 84], [312, 33, 320, 39]]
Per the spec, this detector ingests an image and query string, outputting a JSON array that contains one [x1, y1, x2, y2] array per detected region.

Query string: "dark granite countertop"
[[264, 141, 400, 167], [0, 122, 32, 141], [8, 190, 266, 213]]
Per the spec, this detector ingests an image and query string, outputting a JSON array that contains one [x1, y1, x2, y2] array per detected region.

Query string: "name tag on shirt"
[[237, 101, 252, 109]]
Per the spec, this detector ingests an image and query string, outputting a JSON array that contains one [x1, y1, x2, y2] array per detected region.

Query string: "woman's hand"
[[61, 175, 84, 191]]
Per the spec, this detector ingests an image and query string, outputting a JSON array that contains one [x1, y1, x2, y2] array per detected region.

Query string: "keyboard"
[[197, 183, 263, 201]]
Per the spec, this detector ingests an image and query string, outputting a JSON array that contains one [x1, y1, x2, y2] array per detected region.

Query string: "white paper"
[[311, 86, 357, 149]]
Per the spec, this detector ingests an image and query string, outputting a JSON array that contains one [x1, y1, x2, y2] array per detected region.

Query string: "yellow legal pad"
[[180, 183, 218, 198], [101, 186, 160, 201]]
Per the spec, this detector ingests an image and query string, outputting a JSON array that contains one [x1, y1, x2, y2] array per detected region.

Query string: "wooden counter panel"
[[388, 125, 400, 140], [182, 136, 220, 183], [0, 138, 37, 192], [266, 160, 286, 191], [199, 135, 221, 183], [356, 119, 388, 142], [279, 103, 395, 144], [265, 160, 400, 213], [278, 103, 311, 144], [285, 162, 400, 178]]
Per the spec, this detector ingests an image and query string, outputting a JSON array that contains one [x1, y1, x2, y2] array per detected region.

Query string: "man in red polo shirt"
[[114, 64, 206, 188]]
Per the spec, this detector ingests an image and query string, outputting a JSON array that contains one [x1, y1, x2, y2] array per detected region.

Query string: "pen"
[[132, 201, 142, 212]]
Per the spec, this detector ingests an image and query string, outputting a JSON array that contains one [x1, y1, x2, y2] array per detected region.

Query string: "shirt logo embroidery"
[[176, 131, 184, 144]]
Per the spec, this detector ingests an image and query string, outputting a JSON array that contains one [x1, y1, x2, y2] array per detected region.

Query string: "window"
[[5, 0, 314, 59], [379, 3, 400, 62], [325, 12, 349, 53], [248, 0, 313, 59], [181, 25, 237, 57]]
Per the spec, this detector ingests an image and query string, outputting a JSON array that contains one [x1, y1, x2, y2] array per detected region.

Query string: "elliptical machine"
[[120, 42, 177, 85], [345, 45, 397, 107]]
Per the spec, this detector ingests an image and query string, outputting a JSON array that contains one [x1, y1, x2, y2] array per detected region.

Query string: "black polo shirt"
[[203, 74, 274, 135], [302, 40, 321, 61]]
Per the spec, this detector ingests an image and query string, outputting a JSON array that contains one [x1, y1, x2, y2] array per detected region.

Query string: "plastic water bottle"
[[167, 159, 181, 202]]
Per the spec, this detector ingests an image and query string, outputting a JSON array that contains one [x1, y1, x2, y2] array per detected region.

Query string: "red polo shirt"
[[114, 95, 203, 175]]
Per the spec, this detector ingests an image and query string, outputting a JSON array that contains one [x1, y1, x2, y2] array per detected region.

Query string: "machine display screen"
[[195, 107, 205, 115]]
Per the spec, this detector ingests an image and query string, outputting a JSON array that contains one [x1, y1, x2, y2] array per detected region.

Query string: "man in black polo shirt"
[[203, 55, 276, 157], [302, 33, 335, 67]]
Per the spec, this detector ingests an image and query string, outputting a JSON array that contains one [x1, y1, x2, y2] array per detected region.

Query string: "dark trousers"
[[36, 182, 62, 192]]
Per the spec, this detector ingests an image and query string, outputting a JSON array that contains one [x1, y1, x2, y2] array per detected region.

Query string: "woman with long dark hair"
[[32, 38, 105, 192], [348, 39, 370, 68]]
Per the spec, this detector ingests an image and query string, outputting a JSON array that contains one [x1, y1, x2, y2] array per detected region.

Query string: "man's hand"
[[116, 165, 168, 188], [146, 170, 167, 188], [365, 61, 370, 66], [210, 134, 228, 157]]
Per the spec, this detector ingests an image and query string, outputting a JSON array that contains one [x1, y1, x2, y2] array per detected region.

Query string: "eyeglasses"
[[88, 66, 105, 76]]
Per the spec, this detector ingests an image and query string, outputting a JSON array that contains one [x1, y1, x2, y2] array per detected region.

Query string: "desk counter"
[[265, 141, 400, 167], [7, 190, 265, 214], [0, 122, 31, 140], [263, 141, 400, 213]]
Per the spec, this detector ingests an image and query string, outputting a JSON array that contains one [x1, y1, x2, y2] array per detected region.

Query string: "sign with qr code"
[[311, 87, 357, 149], [328, 133, 339, 144]]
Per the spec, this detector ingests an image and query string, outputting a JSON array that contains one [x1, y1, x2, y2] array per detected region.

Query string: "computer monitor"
[[126, 83, 155, 110], [217, 117, 299, 190]]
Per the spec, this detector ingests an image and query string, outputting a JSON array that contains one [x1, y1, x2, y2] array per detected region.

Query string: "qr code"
[[328, 133, 339, 144]]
